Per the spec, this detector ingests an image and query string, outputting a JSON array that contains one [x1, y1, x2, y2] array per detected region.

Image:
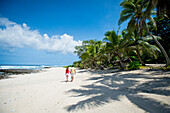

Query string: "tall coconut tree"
[[142, 0, 170, 65], [119, 0, 170, 66]]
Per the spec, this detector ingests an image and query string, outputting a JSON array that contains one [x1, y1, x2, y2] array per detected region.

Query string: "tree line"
[[73, 0, 170, 69]]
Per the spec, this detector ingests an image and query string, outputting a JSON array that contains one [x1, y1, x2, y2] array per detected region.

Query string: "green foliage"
[[71, 0, 169, 69], [149, 17, 170, 63], [63, 65, 73, 68], [131, 56, 138, 60], [63, 66, 67, 68], [128, 61, 141, 70], [167, 65, 170, 71], [108, 64, 114, 67], [119, 0, 170, 66]]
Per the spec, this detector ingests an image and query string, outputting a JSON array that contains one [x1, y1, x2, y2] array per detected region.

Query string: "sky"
[[0, 0, 127, 66]]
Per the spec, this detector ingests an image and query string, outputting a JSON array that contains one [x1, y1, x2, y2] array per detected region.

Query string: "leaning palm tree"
[[132, 37, 161, 65], [119, 0, 170, 66], [124, 29, 161, 65], [142, 0, 170, 65]]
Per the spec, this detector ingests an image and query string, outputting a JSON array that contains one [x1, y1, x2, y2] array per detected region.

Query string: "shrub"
[[108, 64, 113, 67], [64, 65, 73, 68], [128, 61, 141, 70], [167, 65, 170, 71], [63, 66, 68, 68]]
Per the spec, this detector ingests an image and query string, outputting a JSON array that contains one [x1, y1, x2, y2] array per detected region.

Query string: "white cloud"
[[23, 23, 27, 27], [0, 17, 82, 54]]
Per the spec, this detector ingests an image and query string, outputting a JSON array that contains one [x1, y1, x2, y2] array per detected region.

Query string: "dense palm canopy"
[[124, 30, 160, 65], [72, 0, 170, 69], [119, 0, 170, 66], [74, 40, 105, 69], [119, 0, 156, 36], [103, 29, 131, 67]]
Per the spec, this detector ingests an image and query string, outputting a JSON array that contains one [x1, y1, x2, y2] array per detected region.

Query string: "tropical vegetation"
[[72, 0, 170, 70]]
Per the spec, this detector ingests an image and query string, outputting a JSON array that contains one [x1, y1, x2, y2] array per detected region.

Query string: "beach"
[[0, 67, 170, 113]]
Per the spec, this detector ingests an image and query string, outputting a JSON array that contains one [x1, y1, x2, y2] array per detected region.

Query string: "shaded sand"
[[0, 67, 170, 113]]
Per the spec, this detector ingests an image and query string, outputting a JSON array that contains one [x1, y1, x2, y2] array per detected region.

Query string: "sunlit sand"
[[0, 67, 170, 113]]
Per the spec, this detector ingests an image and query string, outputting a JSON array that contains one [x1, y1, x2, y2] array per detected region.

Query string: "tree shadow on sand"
[[65, 70, 170, 112]]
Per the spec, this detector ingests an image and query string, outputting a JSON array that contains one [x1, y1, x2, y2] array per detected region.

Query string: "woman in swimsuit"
[[65, 67, 69, 82]]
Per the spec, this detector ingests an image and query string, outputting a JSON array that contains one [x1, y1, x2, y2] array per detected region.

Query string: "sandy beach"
[[0, 67, 170, 113]]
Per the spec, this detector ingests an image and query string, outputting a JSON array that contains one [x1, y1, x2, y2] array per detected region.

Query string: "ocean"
[[0, 64, 63, 70]]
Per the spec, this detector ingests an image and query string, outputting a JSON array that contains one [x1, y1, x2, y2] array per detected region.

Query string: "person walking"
[[65, 67, 69, 82], [70, 68, 76, 82]]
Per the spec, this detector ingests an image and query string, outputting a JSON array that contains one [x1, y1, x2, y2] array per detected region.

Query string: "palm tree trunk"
[[93, 60, 98, 69], [108, 53, 111, 63], [117, 53, 125, 68], [126, 51, 132, 62], [144, 24, 170, 66], [136, 50, 145, 66]]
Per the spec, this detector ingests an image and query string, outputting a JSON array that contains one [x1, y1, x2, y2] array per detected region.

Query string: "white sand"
[[0, 67, 170, 113]]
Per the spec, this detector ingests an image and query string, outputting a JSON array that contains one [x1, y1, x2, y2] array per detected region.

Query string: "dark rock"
[[0, 69, 41, 80]]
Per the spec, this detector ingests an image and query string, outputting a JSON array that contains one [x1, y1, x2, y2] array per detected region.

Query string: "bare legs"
[[71, 76, 74, 82], [66, 75, 74, 82], [66, 75, 68, 82]]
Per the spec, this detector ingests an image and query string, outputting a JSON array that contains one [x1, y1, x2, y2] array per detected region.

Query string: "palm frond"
[[147, 16, 157, 30], [120, 0, 130, 6], [143, 0, 157, 18], [118, 13, 133, 25], [127, 16, 136, 32], [120, 9, 134, 17], [122, 2, 136, 10], [144, 35, 161, 41]]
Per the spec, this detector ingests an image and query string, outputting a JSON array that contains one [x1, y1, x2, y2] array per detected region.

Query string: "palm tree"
[[143, 0, 170, 66], [103, 29, 130, 68], [79, 40, 103, 69], [133, 36, 161, 65], [121, 30, 134, 62], [122, 29, 160, 65], [74, 40, 96, 58], [143, 0, 170, 17], [119, 0, 170, 66]]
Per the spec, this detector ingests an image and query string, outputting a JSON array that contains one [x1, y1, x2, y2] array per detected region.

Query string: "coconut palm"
[[79, 40, 103, 69], [123, 29, 161, 65], [134, 36, 161, 65], [121, 30, 134, 62], [119, 0, 170, 66], [74, 40, 96, 58], [143, 0, 170, 17], [103, 29, 131, 68], [143, 0, 170, 65], [122, 29, 146, 65]]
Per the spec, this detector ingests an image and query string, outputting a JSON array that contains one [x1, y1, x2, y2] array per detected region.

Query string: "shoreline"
[[0, 64, 169, 80]]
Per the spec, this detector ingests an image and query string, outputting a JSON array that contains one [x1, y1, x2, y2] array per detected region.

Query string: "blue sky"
[[0, 0, 127, 65]]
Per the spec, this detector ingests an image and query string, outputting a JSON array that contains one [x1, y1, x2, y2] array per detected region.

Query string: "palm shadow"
[[65, 70, 170, 112]]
